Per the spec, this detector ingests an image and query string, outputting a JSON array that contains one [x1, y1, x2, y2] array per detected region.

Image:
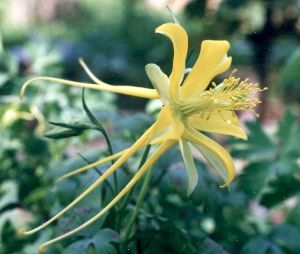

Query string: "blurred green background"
[[1, 0, 300, 253]]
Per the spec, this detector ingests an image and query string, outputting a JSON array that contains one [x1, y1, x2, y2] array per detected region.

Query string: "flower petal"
[[20, 124, 154, 236], [182, 40, 232, 98], [184, 125, 235, 187], [38, 140, 176, 252], [20, 77, 159, 100], [187, 110, 247, 140], [179, 139, 198, 196], [156, 23, 188, 99], [150, 105, 184, 144], [56, 148, 130, 182], [145, 63, 170, 104]]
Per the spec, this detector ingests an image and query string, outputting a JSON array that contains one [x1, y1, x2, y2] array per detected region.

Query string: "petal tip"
[[38, 245, 45, 254], [219, 180, 232, 188], [241, 134, 248, 141], [18, 228, 27, 237], [219, 172, 235, 188], [155, 22, 180, 34], [202, 40, 230, 50]]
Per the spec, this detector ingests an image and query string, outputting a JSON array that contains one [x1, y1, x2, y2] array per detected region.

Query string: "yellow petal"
[[78, 58, 105, 85], [182, 40, 232, 98], [184, 125, 235, 187], [56, 148, 129, 183], [37, 140, 176, 251], [187, 110, 247, 140], [156, 23, 188, 99], [29, 104, 46, 134], [20, 77, 159, 100], [145, 63, 170, 104], [20, 124, 154, 236], [150, 105, 184, 144], [179, 139, 198, 196]]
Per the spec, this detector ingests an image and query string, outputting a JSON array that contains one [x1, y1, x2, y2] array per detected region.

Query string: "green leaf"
[[230, 121, 274, 162], [280, 47, 300, 90], [92, 242, 116, 254], [277, 110, 300, 157], [277, 110, 296, 143], [43, 127, 83, 139], [55, 179, 78, 205], [270, 224, 300, 252], [260, 171, 300, 207], [197, 238, 229, 254], [63, 229, 119, 254], [241, 237, 284, 254], [0, 181, 18, 211], [49, 121, 93, 131], [237, 162, 270, 197], [0, 73, 10, 87], [287, 200, 300, 228], [94, 228, 121, 243], [63, 239, 93, 254]]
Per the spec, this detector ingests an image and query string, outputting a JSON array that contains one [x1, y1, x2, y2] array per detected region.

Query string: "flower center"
[[178, 71, 267, 120]]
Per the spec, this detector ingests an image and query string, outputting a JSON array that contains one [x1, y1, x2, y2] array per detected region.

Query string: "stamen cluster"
[[180, 71, 267, 120]]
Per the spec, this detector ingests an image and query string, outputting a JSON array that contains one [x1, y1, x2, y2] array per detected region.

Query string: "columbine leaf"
[[49, 121, 93, 130], [230, 121, 274, 162], [63, 229, 119, 254], [237, 162, 270, 197], [270, 224, 300, 252], [260, 171, 300, 208], [44, 128, 83, 139], [198, 238, 229, 254], [287, 201, 300, 228], [241, 237, 284, 254], [63, 239, 93, 254], [44, 121, 96, 139], [277, 110, 300, 156], [0, 181, 18, 211], [280, 47, 300, 96]]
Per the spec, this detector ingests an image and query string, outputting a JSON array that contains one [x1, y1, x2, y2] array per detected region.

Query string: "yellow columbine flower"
[[19, 23, 266, 252]]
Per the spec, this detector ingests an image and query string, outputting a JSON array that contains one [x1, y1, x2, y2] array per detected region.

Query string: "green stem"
[[99, 127, 118, 193], [119, 145, 151, 212], [97, 127, 121, 231], [123, 156, 152, 242], [82, 88, 118, 195]]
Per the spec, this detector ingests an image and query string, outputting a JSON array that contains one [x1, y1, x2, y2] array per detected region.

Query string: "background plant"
[[1, 0, 300, 253]]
